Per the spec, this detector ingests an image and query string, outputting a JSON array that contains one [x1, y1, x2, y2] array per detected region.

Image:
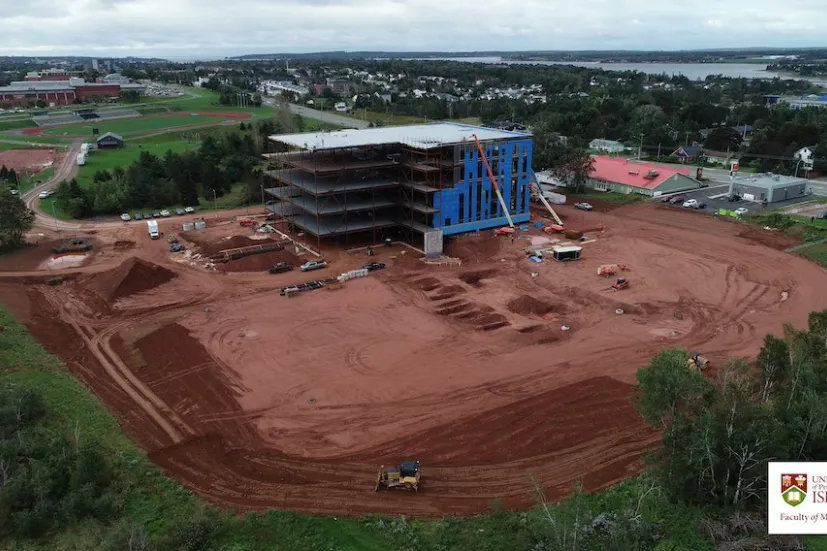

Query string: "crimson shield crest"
[[781, 473, 808, 507]]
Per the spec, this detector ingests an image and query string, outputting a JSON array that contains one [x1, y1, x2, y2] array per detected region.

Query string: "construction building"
[[264, 122, 534, 252]]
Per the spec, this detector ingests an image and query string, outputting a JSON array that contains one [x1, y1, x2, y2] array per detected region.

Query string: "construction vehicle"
[[610, 277, 629, 291], [375, 460, 421, 492], [239, 217, 256, 227], [530, 171, 565, 227], [597, 264, 628, 277], [543, 224, 565, 234], [688, 351, 710, 371]]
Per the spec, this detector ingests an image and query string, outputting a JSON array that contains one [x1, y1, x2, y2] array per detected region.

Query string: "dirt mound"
[[459, 269, 499, 287], [445, 234, 503, 263], [0, 241, 61, 272], [220, 250, 301, 273], [736, 227, 801, 250], [507, 295, 559, 316], [186, 234, 280, 257], [84, 257, 177, 302]]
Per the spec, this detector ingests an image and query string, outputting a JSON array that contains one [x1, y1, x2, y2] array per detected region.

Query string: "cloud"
[[0, 0, 824, 58]]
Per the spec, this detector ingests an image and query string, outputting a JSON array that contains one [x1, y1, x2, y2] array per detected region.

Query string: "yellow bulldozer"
[[687, 350, 710, 371], [374, 460, 421, 492]]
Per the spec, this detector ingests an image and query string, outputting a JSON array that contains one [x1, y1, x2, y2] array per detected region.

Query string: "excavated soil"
[[0, 148, 56, 172], [80, 257, 176, 302], [507, 295, 559, 316], [184, 233, 281, 257], [219, 250, 301, 273], [3, 202, 827, 517]]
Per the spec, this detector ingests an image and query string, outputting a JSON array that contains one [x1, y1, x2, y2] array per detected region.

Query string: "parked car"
[[816, 211, 827, 219], [574, 202, 593, 211], [175, 208, 186, 216], [268, 262, 293, 274], [152, 210, 161, 218], [300, 260, 328, 272], [279, 285, 301, 296], [9, 189, 19, 195], [160, 209, 171, 217], [184, 206, 195, 214], [682, 199, 698, 208], [38, 190, 53, 199], [133, 212, 143, 220], [735, 207, 749, 215], [364, 262, 386, 271], [143, 212, 152, 219], [668, 195, 686, 204], [660, 196, 672, 203], [169, 244, 185, 252], [120, 213, 131, 221]]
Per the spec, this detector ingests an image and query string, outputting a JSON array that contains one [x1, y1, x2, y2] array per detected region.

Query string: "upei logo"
[[782, 473, 808, 506]]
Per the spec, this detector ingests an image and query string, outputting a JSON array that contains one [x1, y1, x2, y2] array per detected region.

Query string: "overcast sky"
[[1, 0, 825, 58]]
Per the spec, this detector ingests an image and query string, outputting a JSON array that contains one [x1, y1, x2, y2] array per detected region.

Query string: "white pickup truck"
[[147, 220, 160, 239]]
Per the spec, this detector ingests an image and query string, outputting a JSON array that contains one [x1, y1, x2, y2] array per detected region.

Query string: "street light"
[[795, 159, 812, 179]]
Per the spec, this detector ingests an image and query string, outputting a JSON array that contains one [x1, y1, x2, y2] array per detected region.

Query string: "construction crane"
[[468, 134, 514, 228], [530, 171, 564, 227]]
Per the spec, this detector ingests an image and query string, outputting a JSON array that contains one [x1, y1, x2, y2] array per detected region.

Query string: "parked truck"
[[147, 220, 160, 239], [76, 153, 86, 166]]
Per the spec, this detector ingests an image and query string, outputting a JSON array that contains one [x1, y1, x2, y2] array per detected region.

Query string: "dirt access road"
[[1, 203, 826, 517]]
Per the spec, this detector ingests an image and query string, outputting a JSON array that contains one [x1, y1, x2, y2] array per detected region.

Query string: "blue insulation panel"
[[433, 138, 533, 235]]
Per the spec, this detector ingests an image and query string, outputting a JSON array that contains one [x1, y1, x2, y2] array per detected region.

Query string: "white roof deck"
[[269, 122, 530, 151]]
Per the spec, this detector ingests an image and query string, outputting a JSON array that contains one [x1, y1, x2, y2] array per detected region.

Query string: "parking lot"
[[651, 185, 818, 216]]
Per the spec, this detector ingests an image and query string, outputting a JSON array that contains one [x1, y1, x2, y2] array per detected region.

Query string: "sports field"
[[37, 112, 251, 137]]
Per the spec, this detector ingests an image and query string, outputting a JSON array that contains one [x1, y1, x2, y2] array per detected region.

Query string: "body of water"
[[415, 57, 826, 85]]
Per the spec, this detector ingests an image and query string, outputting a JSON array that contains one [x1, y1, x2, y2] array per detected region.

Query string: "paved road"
[[280, 102, 369, 129], [22, 141, 92, 231]]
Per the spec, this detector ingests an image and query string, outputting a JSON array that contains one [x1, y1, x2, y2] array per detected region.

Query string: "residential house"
[[671, 145, 702, 163], [704, 150, 735, 165], [794, 146, 816, 170], [585, 156, 701, 197], [588, 139, 625, 154]]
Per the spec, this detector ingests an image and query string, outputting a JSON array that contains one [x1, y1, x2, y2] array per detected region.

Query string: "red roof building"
[[587, 156, 701, 196]]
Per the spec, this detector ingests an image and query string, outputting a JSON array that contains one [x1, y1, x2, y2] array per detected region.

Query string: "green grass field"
[[0, 118, 37, 131], [40, 113, 242, 137]]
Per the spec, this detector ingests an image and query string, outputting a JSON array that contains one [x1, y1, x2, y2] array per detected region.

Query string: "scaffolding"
[[263, 123, 534, 251]]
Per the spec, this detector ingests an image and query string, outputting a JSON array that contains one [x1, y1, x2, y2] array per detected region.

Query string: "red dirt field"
[[0, 148, 56, 172], [1, 203, 827, 516]]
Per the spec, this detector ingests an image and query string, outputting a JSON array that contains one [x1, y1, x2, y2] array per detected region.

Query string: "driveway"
[[651, 185, 816, 216]]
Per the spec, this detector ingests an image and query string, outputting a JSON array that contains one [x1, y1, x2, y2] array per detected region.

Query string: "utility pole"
[[657, 143, 661, 158], [638, 134, 644, 160], [684, 131, 690, 146], [212, 189, 218, 218]]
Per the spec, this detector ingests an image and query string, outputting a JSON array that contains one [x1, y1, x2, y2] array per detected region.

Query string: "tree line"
[[54, 114, 302, 218], [302, 59, 827, 175], [630, 310, 827, 546]]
